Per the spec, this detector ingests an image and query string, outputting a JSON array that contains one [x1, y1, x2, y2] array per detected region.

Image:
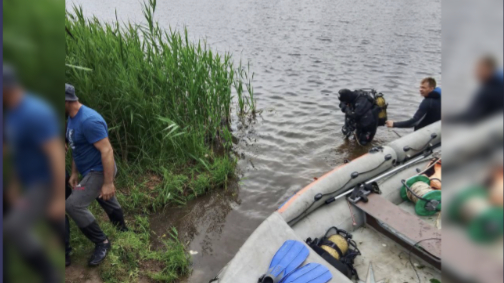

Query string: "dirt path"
[[65, 261, 102, 283]]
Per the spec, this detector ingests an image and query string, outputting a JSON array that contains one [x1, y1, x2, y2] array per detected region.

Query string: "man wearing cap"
[[65, 83, 127, 266], [3, 65, 65, 283]]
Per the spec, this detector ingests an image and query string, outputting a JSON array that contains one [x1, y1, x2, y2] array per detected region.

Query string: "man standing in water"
[[65, 83, 127, 266], [386, 77, 441, 131], [338, 89, 380, 146]]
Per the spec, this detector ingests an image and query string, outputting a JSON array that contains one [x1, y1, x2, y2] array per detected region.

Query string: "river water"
[[68, 0, 441, 281]]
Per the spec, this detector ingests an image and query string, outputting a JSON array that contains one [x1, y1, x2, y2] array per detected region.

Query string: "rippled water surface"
[[68, 0, 441, 281]]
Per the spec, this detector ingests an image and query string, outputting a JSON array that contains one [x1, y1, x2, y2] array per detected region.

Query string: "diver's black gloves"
[[339, 102, 348, 113]]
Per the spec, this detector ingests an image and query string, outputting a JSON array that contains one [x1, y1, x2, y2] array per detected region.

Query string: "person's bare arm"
[[68, 160, 79, 187], [42, 138, 66, 218], [93, 137, 115, 200]]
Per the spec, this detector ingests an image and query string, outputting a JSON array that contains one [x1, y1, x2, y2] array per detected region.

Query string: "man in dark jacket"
[[386, 77, 441, 131], [445, 56, 503, 124], [338, 89, 380, 145]]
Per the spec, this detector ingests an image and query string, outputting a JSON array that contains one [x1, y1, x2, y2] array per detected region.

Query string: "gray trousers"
[[4, 186, 52, 257], [4, 186, 61, 282], [65, 171, 122, 229]]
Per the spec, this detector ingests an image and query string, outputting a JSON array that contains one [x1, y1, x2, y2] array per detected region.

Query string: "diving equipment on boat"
[[279, 263, 332, 283], [259, 240, 310, 283], [347, 182, 381, 203], [306, 227, 361, 280], [400, 177, 441, 216], [448, 186, 504, 243]]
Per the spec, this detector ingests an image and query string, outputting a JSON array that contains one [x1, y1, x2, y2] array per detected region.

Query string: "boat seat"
[[216, 212, 353, 283], [354, 194, 441, 260]]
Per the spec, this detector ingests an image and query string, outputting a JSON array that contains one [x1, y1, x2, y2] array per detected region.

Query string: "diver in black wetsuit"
[[386, 77, 441, 131], [338, 89, 380, 146]]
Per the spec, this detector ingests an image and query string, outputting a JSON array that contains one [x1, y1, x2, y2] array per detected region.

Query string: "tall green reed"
[[65, 0, 254, 168]]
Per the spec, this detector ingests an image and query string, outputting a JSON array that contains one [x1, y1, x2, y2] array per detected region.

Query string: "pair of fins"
[[259, 240, 333, 283]]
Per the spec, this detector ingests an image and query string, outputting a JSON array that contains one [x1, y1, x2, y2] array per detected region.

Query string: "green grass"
[[68, 211, 190, 283], [65, 0, 254, 281]]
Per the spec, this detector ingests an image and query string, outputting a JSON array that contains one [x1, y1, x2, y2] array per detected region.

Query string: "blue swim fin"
[[279, 263, 332, 283], [259, 240, 310, 283]]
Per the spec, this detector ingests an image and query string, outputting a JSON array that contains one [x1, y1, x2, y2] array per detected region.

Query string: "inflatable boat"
[[212, 121, 444, 283]]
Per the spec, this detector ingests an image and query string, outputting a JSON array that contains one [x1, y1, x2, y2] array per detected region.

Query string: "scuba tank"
[[306, 227, 361, 279], [374, 92, 388, 126], [353, 89, 388, 126]]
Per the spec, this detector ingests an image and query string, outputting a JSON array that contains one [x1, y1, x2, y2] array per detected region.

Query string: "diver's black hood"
[[338, 89, 358, 103]]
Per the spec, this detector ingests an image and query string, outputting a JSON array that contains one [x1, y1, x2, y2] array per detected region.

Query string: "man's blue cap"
[[65, 83, 78, 101]]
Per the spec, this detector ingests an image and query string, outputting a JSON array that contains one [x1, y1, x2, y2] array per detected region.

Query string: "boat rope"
[[347, 200, 357, 227], [408, 238, 441, 283], [460, 197, 490, 223], [406, 181, 434, 203], [392, 129, 402, 138]]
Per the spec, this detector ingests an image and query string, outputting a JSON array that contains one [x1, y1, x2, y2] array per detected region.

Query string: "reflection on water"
[[67, 0, 441, 281]]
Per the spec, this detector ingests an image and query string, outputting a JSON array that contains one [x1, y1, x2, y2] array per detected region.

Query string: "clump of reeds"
[[65, 0, 255, 167]]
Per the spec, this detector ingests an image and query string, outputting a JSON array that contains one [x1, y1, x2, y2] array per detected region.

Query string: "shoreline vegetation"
[[65, 0, 255, 281]]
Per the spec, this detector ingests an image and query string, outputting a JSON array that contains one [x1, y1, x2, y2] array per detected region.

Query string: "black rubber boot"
[[95, 197, 129, 232], [108, 208, 129, 232], [66, 253, 71, 267], [80, 221, 110, 267], [79, 221, 107, 244], [88, 241, 111, 267], [65, 215, 72, 259], [65, 170, 73, 266], [24, 250, 61, 283]]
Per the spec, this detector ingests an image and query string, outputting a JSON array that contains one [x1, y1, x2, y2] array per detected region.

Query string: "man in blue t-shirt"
[[3, 65, 65, 283], [65, 83, 126, 267]]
